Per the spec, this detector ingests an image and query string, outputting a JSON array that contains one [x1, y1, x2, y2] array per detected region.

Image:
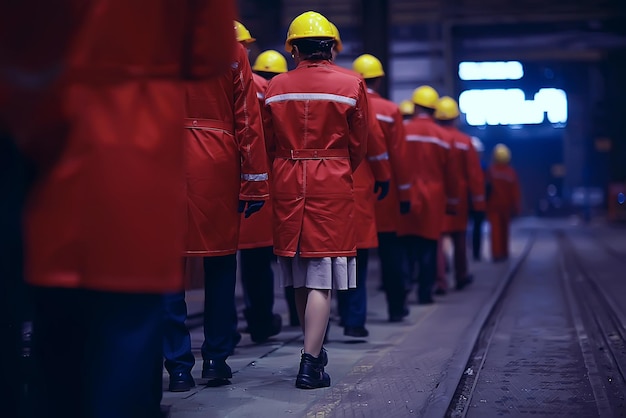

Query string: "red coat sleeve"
[[366, 101, 392, 182], [233, 45, 270, 201], [348, 80, 369, 172], [466, 143, 486, 212], [386, 108, 413, 202], [443, 132, 461, 214]]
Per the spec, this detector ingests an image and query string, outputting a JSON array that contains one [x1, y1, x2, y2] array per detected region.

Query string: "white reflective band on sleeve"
[[265, 93, 357, 107], [376, 114, 394, 123], [398, 183, 412, 190], [455, 142, 470, 150], [241, 173, 269, 181], [474, 195, 485, 201], [256, 92, 265, 100], [368, 152, 389, 161], [447, 198, 459, 204], [406, 135, 450, 149]]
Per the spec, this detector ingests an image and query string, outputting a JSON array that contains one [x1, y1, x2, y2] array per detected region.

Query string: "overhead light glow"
[[458, 61, 524, 80], [459, 88, 568, 126]]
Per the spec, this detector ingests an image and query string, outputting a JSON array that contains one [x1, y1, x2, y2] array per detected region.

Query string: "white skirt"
[[278, 253, 356, 290]]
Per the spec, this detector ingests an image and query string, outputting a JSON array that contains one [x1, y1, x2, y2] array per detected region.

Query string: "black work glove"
[[373, 180, 390, 201], [238, 200, 265, 218], [400, 201, 411, 214]]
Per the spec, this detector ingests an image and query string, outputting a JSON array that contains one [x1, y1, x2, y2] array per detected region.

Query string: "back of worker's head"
[[493, 143, 511, 164], [285, 11, 335, 60], [412, 85, 439, 115], [253, 50, 288, 79], [434, 96, 459, 126]]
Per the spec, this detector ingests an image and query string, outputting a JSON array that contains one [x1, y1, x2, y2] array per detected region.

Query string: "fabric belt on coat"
[[275, 149, 350, 160], [184, 118, 233, 134]]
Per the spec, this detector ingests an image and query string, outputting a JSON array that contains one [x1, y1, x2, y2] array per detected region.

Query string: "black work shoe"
[[433, 287, 447, 296], [418, 296, 435, 305], [168, 371, 195, 392], [456, 275, 474, 290], [295, 353, 330, 389], [344, 326, 369, 338], [250, 313, 283, 343], [319, 347, 328, 367], [202, 359, 232, 381]]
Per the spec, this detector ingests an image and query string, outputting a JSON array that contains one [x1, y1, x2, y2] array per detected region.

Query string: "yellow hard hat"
[[434, 96, 460, 120], [329, 22, 343, 52], [234, 21, 255, 43], [353, 54, 384, 79], [285, 11, 335, 52], [253, 50, 288, 74], [399, 100, 415, 116], [493, 143, 511, 164], [412, 85, 439, 109]]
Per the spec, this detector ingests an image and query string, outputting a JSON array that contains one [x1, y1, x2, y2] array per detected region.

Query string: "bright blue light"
[[458, 88, 568, 126], [458, 61, 524, 81], [618, 192, 625, 205]]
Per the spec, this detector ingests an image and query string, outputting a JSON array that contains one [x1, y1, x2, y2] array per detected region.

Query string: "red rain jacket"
[[397, 115, 460, 240], [442, 127, 486, 232], [238, 73, 274, 249], [11, 0, 237, 293], [185, 43, 269, 256], [368, 90, 413, 233], [263, 60, 368, 257]]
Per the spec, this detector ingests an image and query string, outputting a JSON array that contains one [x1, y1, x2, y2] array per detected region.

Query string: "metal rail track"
[[445, 228, 626, 417]]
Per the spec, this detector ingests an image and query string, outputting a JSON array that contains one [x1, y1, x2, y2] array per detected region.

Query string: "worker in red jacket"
[[434, 97, 486, 292], [163, 27, 270, 391], [263, 11, 368, 389], [1, 1, 237, 416], [328, 24, 391, 339], [352, 54, 414, 322], [237, 25, 288, 343], [486, 143, 521, 262], [397, 86, 460, 305]]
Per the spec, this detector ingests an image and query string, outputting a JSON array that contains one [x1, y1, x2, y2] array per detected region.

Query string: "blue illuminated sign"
[[458, 61, 524, 81]]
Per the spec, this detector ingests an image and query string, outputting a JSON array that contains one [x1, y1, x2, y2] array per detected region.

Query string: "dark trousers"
[[378, 232, 408, 318], [163, 292, 195, 375], [239, 247, 275, 333], [30, 288, 164, 418], [449, 230, 469, 282], [0, 134, 33, 418], [201, 255, 238, 360], [337, 249, 369, 328], [471, 211, 485, 261], [400, 235, 438, 302], [163, 254, 238, 371]]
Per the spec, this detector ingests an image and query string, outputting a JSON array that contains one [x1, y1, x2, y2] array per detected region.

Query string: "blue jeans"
[[337, 249, 369, 328]]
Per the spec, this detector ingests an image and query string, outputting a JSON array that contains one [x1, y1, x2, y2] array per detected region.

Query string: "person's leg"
[[472, 211, 485, 261], [0, 133, 33, 418], [434, 237, 447, 294], [30, 288, 85, 418], [488, 211, 502, 261], [239, 247, 281, 342], [378, 233, 404, 321], [163, 291, 196, 391], [452, 230, 471, 289], [284, 285, 300, 327], [502, 214, 511, 259], [201, 255, 238, 381], [339, 249, 369, 337], [294, 287, 331, 389], [417, 237, 438, 304], [85, 291, 164, 418]]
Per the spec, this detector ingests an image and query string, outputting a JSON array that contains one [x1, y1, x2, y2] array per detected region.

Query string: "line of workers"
[[164, 12, 522, 393]]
